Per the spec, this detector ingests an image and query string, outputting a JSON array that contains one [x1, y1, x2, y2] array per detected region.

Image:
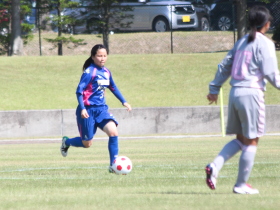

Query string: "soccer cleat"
[[108, 166, 115, 174], [205, 163, 218, 190], [233, 184, 259, 194], [60, 136, 70, 157]]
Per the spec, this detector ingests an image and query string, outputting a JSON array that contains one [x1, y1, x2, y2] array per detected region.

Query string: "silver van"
[[116, 0, 210, 32], [55, 0, 210, 34]]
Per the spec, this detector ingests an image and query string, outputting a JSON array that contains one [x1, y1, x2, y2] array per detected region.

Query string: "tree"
[[10, 0, 23, 55], [0, 0, 35, 56], [41, 0, 132, 54], [235, 0, 247, 40], [42, 0, 86, 55], [0, 0, 9, 55], [83, 0, 133, 54]]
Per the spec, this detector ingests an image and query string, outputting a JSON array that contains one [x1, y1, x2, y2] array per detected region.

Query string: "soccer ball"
[[112, 156, 132, 175]]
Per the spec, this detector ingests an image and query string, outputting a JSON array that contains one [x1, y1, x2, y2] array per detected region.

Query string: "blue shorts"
[[76, 105, 118, 141]]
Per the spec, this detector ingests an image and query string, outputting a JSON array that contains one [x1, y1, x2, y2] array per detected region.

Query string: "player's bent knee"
[[236, 134, 259, 146], [82, 140, 93, 148], [108, 132, 118, 137]]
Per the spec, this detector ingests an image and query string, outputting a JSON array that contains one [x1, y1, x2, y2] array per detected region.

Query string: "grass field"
[[1, 51, 280, 209], [1, 52, 280, 111], [0, 136, 279, 210]]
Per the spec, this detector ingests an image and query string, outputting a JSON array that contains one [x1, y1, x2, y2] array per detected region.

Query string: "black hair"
[[82, 44, 108, 71], [248, 5, 273, 43]]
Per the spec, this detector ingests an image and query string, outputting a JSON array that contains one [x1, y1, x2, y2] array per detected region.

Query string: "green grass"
[[1, 52, 280, 110], [1, 48, 280, 209], [0, 136, 279, 209]]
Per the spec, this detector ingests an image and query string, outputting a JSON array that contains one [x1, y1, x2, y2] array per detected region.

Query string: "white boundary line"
[[2, 175, 280, 180], [0, 161, 278, 173]]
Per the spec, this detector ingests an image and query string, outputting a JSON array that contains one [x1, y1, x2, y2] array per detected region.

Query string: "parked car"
[[52, 0, 210, 34], [205, 0, 280, 31], [189, 0, 211, 31], [23, 7, 36, 26], [49, 1, 101, 34], [209, 0, 238, 31], [114, 0, 210, 32]]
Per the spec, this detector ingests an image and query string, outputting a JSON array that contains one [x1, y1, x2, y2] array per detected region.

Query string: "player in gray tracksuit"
[[205, 5, 280, 194]]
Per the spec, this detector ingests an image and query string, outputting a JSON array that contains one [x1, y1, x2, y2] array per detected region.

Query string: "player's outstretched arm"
[[123, 102, 132, 112]]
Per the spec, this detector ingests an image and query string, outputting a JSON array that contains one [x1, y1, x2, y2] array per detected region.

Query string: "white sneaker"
[[205, 163, 218, 190], [233, 184, 259, 194]]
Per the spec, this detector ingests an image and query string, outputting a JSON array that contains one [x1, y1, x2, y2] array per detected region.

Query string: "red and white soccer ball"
[[112, 156, 132, 175]]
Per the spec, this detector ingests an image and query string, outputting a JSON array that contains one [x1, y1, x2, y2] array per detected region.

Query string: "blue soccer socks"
[[108, 136, 119, 166], [66, 137, 85, 148], [64, 136, 119, 165]]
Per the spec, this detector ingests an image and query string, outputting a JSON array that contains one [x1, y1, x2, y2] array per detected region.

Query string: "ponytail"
[[248, 27, 257, 44], [83, 57, 93, 71]]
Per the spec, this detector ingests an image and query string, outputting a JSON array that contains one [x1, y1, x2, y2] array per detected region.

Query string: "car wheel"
[[197, 17, 209, 31], [217, 15, 232, 31], [153, 17, 169, 32]]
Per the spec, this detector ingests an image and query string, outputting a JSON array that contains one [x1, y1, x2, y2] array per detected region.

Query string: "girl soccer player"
[[60, 44, 132, 172], [205, 6, 280, 194]]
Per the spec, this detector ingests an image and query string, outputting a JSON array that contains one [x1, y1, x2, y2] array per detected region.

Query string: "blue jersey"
[[76, 63, 126, 110]]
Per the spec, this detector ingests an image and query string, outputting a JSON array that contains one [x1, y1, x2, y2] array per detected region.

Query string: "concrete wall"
[[1, 105, 280, 139]]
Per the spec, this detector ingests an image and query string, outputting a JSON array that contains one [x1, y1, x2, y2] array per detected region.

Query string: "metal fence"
[[2, 1, 280, 56]]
